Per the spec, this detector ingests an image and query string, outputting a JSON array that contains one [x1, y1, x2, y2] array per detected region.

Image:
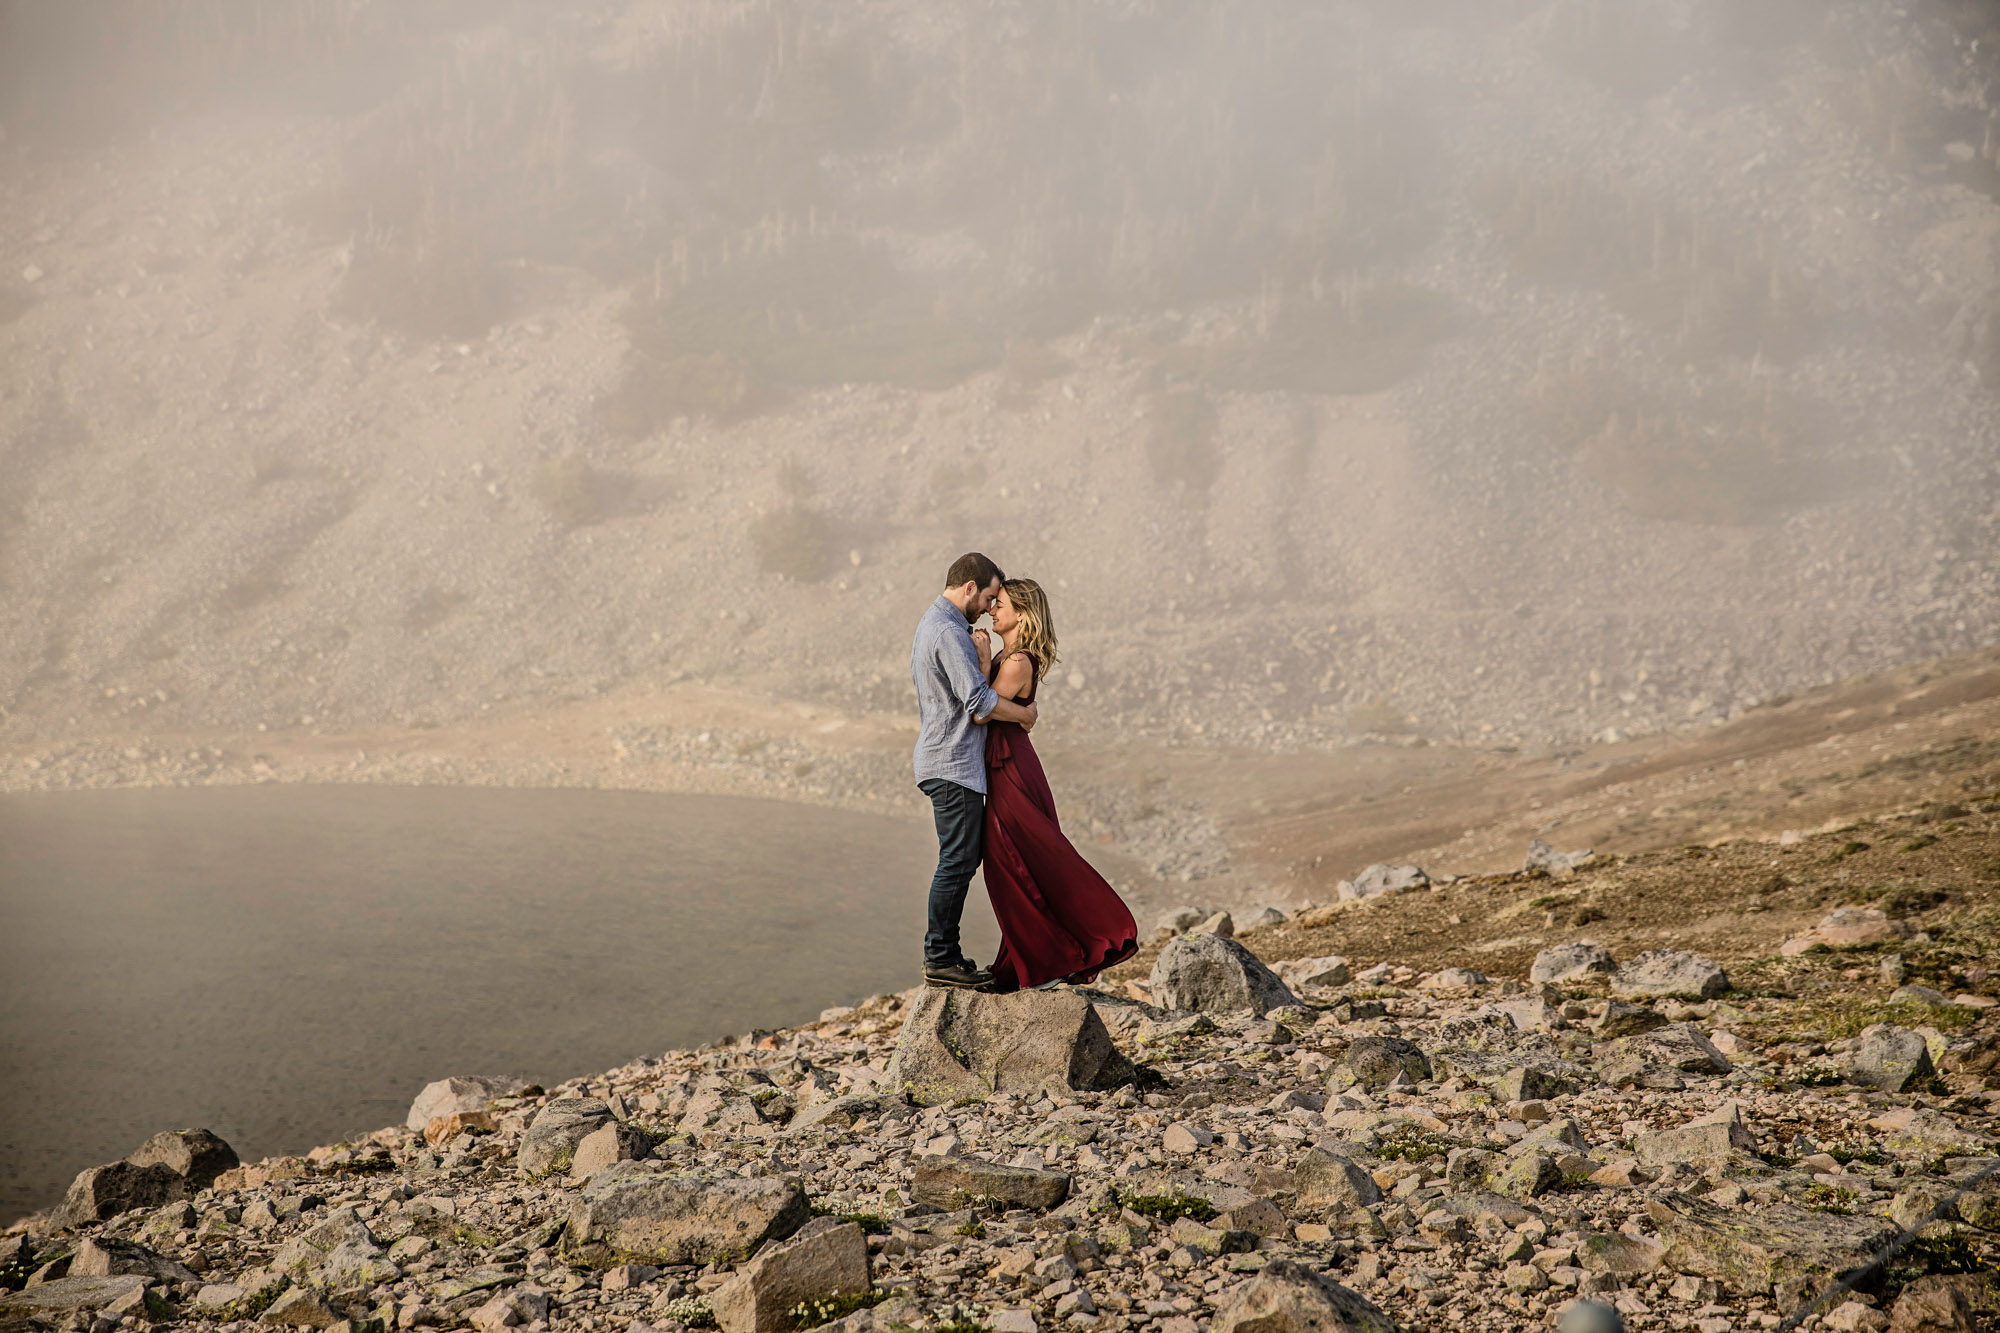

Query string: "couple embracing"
[[909, 552, 1138, 992]]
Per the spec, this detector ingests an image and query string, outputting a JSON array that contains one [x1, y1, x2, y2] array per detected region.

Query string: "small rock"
[[518, 1099, 615, 1178], [1851, 1024, 1937, 1092], [1148, 933, 1300, 1016], [423, 1111, 497, 1148], [1337, 864, 1428, 902], [1162, 1123, 1213, 1154], [1575, 1233, 1665, 1275], [1532, 943, 1616, 985], [1238, 907, 1287, 931], [990, 1311, 1039, 1333], [1276, 955, 1351, 988], [1190, 911, 1235, 937], [1526, 841, 1595, 879], [563, 1161, 810, 1265], [1155, 907, 1207, 937], [1210, 1257, 1397, 1333], [1420, 967, 1489, 991], [406, 1075, 528, 1131], [1593, 1001, 1666, 1039], [1293, 1148, 1383, 1211], [1331, 1036, 1431, 1091], [1632, 1103, 1758, 1168], [602, 1264, 662, 1292], [909, 1154, 1070, 1211], [1492, 1152, 1560, 1199], [1824, 1301, 1892, 1333], [571, 1121, 653, 1181], [262, 1287, 338, 1328], [1810, 907, 1911, 949], [711, 1220, 870, 1333], [1611, 950, 1729, 1000], [1889, 1277, 1978, 1332]]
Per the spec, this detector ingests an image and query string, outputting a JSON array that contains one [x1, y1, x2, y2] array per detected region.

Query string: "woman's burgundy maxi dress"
[[982, 652, 1138, 991]]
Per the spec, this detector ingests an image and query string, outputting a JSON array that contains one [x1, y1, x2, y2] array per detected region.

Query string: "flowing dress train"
[[981, 652, 1139, 991]]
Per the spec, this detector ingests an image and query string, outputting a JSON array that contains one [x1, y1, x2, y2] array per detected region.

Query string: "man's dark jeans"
[[920, 777, 984, 967]]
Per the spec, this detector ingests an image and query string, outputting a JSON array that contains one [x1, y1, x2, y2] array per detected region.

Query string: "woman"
[[972, 578, 1138, 991]]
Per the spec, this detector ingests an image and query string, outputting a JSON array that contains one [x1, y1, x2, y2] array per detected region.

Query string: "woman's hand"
[[971, 627, 993, 669]]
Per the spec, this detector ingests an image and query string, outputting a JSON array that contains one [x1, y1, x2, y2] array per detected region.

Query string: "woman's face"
[[990, 586, 1019, 635]]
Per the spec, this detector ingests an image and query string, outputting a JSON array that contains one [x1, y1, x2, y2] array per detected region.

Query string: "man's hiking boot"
[[923, 958, 994, 990]]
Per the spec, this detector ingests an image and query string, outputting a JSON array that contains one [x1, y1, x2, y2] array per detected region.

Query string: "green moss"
[[954, 1220, 986, 1239], [1898, 835, 1939, 853], [1119, 1191, 1216, 1224], [1803, 1183, 1857, 1215], [931, 1322, 991, 1333], [788, 1289, 889, 1330]]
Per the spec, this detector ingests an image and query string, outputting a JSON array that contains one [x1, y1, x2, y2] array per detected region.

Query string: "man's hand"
[[1018, 701, 1038, 733]]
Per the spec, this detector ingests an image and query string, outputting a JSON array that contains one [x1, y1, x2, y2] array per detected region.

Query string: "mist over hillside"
[[2, 0, 1998, 756]]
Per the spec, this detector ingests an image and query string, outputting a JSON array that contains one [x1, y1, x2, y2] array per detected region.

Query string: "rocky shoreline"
[[7, 850, 1999, 1333]]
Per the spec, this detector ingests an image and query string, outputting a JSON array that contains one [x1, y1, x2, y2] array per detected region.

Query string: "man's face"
[[963, 577, 1002, 621]]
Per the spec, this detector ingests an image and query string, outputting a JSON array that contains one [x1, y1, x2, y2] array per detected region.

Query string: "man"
[[910, 552, 1038, 989]]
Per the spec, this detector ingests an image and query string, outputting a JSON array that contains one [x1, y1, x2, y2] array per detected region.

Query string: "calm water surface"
[[0, 784, 996, 1221]]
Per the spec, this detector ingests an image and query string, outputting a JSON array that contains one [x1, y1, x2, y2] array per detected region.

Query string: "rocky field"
[[6, 814, 1998, 1333]]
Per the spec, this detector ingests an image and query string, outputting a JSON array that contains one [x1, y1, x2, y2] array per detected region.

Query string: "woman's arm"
[[992, 651, 1034, 704]]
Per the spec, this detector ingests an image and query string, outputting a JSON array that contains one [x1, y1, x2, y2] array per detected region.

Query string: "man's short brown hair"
[[945, 552, 1004, 591]]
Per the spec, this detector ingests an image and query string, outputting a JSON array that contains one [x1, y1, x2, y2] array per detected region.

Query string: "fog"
[[2, 0, 1998, 765]]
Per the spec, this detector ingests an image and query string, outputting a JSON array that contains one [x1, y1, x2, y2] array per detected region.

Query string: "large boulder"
[[126, 1129, 239, 1191], [54, 1161, 185, 1228], [1611, 950, 1729, 1000], [518, 1099, 615, 1178], [1148, 934, 1299, 1016], [886, 988, 1135, 1104], [1531, 942, 1617, 986], [406, 1076, 530, 1131], [711, 1219, 870, 1333], [1211, 1258, 1399, 1333], [1851, 1024, 1936, 1092], [1647, 1193, 1897, 1298], [908, 1155, 1070, 1212], [563, 1161, 809, 1266]]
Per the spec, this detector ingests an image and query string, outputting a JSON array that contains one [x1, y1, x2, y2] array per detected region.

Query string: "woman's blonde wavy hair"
[[1000, 578, 1060, 672]]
